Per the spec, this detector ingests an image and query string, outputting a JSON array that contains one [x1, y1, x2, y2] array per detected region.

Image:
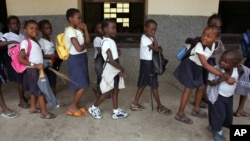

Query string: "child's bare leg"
[[93, 92, 110, 107], [234, 95, 249, 116], [29, 95, 37, 111], [152, 88, 162, 107], [177, 87, 192, 116], [132, 86, 146, 105], [193, 85, 205, 112], [18, 83, 28, 107], [68, 88, 85, 111], [112, 88, 119, 109], [0, 84, 13, 113], [37, 95, 47, 115]]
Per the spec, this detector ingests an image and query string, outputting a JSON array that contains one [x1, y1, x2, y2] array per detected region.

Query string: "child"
[[19, 20, 56, 119], [173, 25, 234, 124], [207, 48, 243, 141], [64, 8, 90, 117], [88, 19, 128, 119], [130, 19, 172, 115], [0, 45, 19, 118], [0, 16, 29, 109], [38, 20, 62, 98], [92, 22, 104, 97]]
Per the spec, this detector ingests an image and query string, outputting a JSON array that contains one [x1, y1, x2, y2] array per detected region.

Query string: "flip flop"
[[79, 107, 88, 114], [18, 103, 30, 109], [1, 112, 20, 119], [175, 114, 193, 124], [66, 109, 84, 117], [40, 112, 57, 119], [233, 112, 249, 117], [191, 110, 208, 118]]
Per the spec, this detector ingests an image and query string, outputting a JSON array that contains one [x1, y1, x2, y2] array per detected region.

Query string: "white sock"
[[92, 105, 97, 109], [113, 109, 118, 113], [217, 130, 223, 135]]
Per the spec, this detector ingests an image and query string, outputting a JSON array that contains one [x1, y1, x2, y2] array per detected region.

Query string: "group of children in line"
[[0, 8, 249, 141]]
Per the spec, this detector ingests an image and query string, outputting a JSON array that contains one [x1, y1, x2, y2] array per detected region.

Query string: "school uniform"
[[21, 39, 43, 96], [65, 27, 89, 90], [0, 57, 7, 84], [93, 36, 104, 85], [207, 66, 239, 132], [0, 32, 25, 83], [39, 38, 61, 86], [173, 42, 216, 89], [137, 34, 158, 88]]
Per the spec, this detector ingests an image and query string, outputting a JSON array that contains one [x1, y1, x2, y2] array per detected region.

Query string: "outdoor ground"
[[0, 70, 250, 141]]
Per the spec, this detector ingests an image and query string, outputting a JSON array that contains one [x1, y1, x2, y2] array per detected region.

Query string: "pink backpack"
[[9, 39, 32, 73]]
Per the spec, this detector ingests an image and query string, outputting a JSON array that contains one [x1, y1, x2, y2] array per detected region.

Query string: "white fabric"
[[101, 37, 118, 60], [235, 65, 250, 100], [140, 34, 153, 60], [0, 32, 3, 39], [189, 42, 215, 66], [20, 39, 43, 64], [93, 36, 102, 59], [100, 63, 125, 93], [64, 27, 86, 55], [0, 32, 25, 49], [38, 38, 55, 55]]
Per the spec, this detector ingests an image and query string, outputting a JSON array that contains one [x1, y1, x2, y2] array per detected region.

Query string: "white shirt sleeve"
[[38, 39, 45, 51], [20, 40, 29, 54], [65, 28, 77, 39], [93, 37, 102, 48], [141, 35, 152, 49], [102, 39, 111, 55], [194, 42, 205, 55]]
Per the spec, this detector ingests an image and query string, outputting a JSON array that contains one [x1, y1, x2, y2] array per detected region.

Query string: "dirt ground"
[[0, 71, 249, 141]]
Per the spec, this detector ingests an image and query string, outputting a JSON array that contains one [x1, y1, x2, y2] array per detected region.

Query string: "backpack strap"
[[25, 38, 32, 59]]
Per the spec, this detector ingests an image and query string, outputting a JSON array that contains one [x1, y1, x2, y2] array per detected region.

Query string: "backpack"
[[240, 29, 250, 58], [56, 27, 77, 60], [176, 37, 201, 60], [9, 39, 32, 73]]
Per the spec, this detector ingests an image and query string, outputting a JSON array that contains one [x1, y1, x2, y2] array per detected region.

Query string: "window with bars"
[[103, 2, 130, 27]]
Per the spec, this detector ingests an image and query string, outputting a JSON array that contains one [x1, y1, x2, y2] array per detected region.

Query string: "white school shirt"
[[0, 32, 3, 39], [38, 38, 55, 55], [207, 66, 239, 97], [20, 39, 43, 65], [140, 34, 153, 60], [64, 27, 86, 55], [93, 36, 102, 59], [189, 42, 216, 66], [101, 37, 118, 61], [0, 32, 25, 49]]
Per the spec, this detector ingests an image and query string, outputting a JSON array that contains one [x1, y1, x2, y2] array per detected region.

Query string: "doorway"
[[0, 0, 8, 33]]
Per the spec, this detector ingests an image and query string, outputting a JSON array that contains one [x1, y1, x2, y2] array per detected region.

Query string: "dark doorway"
[[0, 0, 8, 33], [219, 1, 250, 34]]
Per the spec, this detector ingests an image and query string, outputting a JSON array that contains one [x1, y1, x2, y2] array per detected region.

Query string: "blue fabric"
[[23, 68, 42, 96], [67, 53, 89, 91]]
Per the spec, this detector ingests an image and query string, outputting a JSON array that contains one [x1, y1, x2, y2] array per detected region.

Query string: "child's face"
[[95, 23, 103, 36], [219, 53, 237, 70], [144, 23, 157, 37], [24, 23, 39, 38], [41, 23, 52, 36], [8, 18, 20, 33], [208, 19, 222, 28], [105, 22, 117, 37], [201, 28, 218, 47], [70, 12, 82, 26]]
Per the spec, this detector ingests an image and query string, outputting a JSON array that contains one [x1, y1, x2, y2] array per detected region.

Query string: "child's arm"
[[106, 49, 124, 74], [147, 35, 159, 52], [19, 49, 43, 70], [0, 40, 19, 48], [208, 74, 228, 86], [198, 53, 222, 76], [71, 23, 90, 52]]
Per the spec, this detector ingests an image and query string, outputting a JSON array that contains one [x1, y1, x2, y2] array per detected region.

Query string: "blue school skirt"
[[173, 58, 206, 89], [67, 53, 89, 91], [23, 68, 42, 96], [137, 60, 158, 88]]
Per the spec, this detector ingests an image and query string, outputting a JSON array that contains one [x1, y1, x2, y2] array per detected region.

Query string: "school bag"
[[56, 27, 77, 60], [152, 51, 168, 75], [176, 37, 201, 60], [240, 29, 250, 58], [8, 39, 32, 73]]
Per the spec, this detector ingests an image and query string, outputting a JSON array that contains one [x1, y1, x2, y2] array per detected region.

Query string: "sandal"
[[29, 109, 41, 114], [191, 110, 207, 118], [66, 109, 84, 117], [18, 103, 30, 109], [157, 106, 172, 115], [79, 107, 88, 115], [233, 111, 249, 117], [130, 104, 145, 111], [40, 112, 57, 119], [192, 101, 208, 108], [1, 112, 20, 119], [175, 114, 193, 124]]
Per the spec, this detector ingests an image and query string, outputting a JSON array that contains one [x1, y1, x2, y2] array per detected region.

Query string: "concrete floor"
[[0, 71, 250, 141]]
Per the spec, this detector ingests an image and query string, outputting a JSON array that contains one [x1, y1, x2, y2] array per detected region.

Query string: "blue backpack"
[[240, 29, 250, 58], [176, 37, 201, 60]]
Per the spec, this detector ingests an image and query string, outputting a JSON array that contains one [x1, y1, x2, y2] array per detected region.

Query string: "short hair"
[[66, 8, 80, 21], [7, 15, 20, 24], [23, 20, 37, 29], [101, 19, 115, 30], [204, 25, 221, 37], [38, 20, 51, 30], [207, 13, 221, 26], [222, 48, 243, 64], [145, 19, 157, 26]]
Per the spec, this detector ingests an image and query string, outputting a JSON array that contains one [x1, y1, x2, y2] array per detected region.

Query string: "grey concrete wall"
[[18, 15, 208, 85]]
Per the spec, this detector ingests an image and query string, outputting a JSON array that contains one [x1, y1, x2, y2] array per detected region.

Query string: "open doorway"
[[0, 0, 8, 33]]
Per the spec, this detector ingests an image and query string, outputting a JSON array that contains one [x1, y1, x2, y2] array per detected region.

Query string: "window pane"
[[104, 14, 110, 18], [104, 9, 110, 13], [117, 18, 123, 23], [123, 3, 129, 8], [123, 23, 129, 27], [123, 18, 129, 22], [123, 9, 129, 13], [110, 8, 116, 13], [111, 14, 116, 18], [117, 9, 123, 13], [104, 3, 110, 8], [117, 3, 123, 8]]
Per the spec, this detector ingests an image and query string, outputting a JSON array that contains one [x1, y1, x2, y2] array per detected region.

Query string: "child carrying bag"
[[176, 37, 201, 60], [9, 39, 32, 73], [152, 51, 168, 75]]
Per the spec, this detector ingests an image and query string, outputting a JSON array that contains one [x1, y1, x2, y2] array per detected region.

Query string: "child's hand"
[[119, 71, 125, 77], [78, 23, 88, 31], [227, 77, 236, 85], [34, 64, 44, 70]]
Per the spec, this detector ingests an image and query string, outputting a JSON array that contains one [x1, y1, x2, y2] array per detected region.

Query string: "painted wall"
[[6, 0, 80, 16], [147, 0, 219, 16]]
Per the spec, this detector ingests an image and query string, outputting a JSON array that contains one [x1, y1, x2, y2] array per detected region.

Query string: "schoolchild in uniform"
[[0, 16, 29, 109], [130, 19, 172, 115], [19, 20, 56, 119], [173, 25, 234, 124], [206, 48, 243, 141], [64, 8, 90, 117], [88, 19, 128, 120]]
